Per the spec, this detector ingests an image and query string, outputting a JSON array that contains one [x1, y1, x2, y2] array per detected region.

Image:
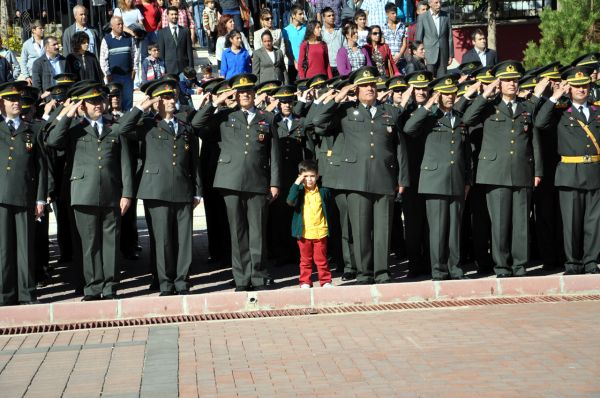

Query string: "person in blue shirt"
[[179, 66, 202, 106], [282, 4, 306, 82], [220, 30, 252, 79]]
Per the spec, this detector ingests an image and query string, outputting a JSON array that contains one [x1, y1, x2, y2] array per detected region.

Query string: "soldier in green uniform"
[[192, 73, 281, 291], [0, 82, 47, 305], [401, 70, 434, 278], [313, 66, 410, 284], [534, 67, 600, 274], [404, 74, 471, 280], [123, 79, 202, 296], [46, 82, 138, 300], [462, 60, 546, 278], [571, 53, 600, 105]]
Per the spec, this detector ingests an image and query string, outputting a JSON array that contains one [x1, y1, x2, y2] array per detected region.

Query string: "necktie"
[[446, 112, 453, 127], [92, 122, 100, 137], [507, 102, 514, 118], [168, 120, 176, 136], [287, 117, 292, 131], [173, 27, 178, 41], [366, 105, 373, 118], [243, 111, 250, 123], [7, 120, 15, 134], [579, 106, 588, 123]]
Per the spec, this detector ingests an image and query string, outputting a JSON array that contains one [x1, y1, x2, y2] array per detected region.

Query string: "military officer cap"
[[0, 81, 28, 98], [307, 74, 328, 89], [69, 81, 108, 101], [491, 60, 525, 79], [20, 86, 40, 109], [536, 62, 562, 80], [200, 78, 225, 94], [53, 73, 78, 84], [376, 76, 388, 91], [458, 60, 482, 76], [228, 73, 258, 92], [323, 76, 342, 88], [518, 74, 538, 89], [255, 80, 282, 95], [457, 80, 475, 96], [213, 80, 232, 95], [571, 52, 600, 68], [47, 83, 71, 101], [349, 66, 380, 85], [273, 85, 297, 103], [405, 70, 434, 88], [473, 66, 494, 83], [386, 75, 408, 91], [144, 79, 179, 97], [295, 79, 309, 91], [334, 79, 350, 90], [106, 82, 123, 97], [429, 73, 460, 94], [561, 66, 592, 86]]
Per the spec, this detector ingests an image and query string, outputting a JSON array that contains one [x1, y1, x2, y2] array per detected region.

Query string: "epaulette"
[[554, 102, 569, 109], [593, 100, 600, 107]]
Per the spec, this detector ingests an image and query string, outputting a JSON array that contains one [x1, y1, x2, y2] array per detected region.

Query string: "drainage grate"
[[2, 295, 599, 336]]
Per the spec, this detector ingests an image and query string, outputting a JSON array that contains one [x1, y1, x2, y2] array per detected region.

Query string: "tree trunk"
[[0, 0, 9, 39], [487, 0, 497, 51]]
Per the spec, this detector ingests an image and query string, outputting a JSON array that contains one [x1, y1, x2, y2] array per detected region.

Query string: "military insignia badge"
[[185, 143, 190, 151], [506, 65, 515, 72], [417, 74, 426, 82], [387, 126, 393, 133], [25, 142, 33, 152], [575, 72, 584, 79], [240, 77, 250, 85], [258, 133, 265, 142], [327, 150, 333, 157]]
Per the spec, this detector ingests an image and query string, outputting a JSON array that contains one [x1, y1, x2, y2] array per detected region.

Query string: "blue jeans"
[[268, 0, 283, 29], [112, 74, 134, 111], [193, 3, 207, 47]]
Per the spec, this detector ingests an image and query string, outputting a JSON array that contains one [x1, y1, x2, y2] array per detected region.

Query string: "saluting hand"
[[334, 84, 355, 103], [551, 81, 570, 101], [215, 89, 236, 106], [399, 85, 414, 109], [139, 96, 160, 112], [424, 91, 440, 110], [533, 77, 550, 98], [463, 81, 481, 99], [65, 100, 83, 118], [481, 79, 500, 99]]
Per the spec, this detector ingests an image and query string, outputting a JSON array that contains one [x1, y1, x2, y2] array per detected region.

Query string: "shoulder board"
[[593, 101, 600, 107], [554, 103, 568, 109]]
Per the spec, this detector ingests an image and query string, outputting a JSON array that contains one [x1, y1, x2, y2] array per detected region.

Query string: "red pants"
[[298, 237, 332, 286]]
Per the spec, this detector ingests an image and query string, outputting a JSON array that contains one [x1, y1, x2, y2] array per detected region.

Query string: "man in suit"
[[46, 82, 138, 300], [312, 66, 410, 284], [461, 28, 498, 68], [62, 4, 101, 58], [462, 61, 547, 278], [158, 6, 194, 77], [192, 73, 281, 291], [415, 0, 454, 77], [0, 81, 47, 305], [535, 66, 600, 274], [252, 30, 288, 84], [32, 36, 66, 95]]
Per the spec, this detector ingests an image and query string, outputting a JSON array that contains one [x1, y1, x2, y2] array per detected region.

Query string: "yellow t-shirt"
[[302, 186, 328, 239]]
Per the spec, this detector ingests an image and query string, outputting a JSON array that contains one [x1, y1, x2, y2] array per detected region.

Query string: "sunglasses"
[[263, 17, 272, 20], [372, 32, 381, 35]]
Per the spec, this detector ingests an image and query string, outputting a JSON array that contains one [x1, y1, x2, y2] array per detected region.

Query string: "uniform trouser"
[[534, 182, 564, 268], [0, 204, 36, 305], [120, 199, 138, 254], [334, 191, 356, 273], [324, 192, 343, 269], [143, 201, 158, 283], [72, 205, 121, 297], [222, 190, 270, 288], [558, 188, 600, 273], [402, 187, 430, 273], [390, 200, 406, 259], [425, 194, 464, 279], [144, 200, 193, 293], [34, 209, 49, 281], [203, 186, 231, 261], [346, 192, 393, 283], [54, 196, 73, 261], [485, 186, 531, 276], [267, 193, 297, 262], [469, 184, 493, 271]]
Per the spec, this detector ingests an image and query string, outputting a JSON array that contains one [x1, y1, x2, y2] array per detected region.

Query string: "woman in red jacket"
[[297, 20, 333, 79], [364, 25, 400, 78]]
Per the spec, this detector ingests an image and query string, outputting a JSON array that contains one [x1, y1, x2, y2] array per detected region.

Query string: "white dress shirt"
[[430, 10, 441, 36]]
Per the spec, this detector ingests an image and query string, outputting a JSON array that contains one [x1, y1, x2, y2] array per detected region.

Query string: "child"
[[178, 66, 202, 105], [200, 64, 214, 82], [286, 160, 334, 288], [202, 0, 219, 55], [141, 43, 166, 82], [354, 10, 369, 48]]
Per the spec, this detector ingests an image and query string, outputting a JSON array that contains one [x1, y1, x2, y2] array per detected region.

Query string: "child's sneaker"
[[322, 282, 334, 288], [300, 283, 311, 289]]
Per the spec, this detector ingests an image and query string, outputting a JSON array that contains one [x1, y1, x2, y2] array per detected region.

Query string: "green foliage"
[[3, 27, 22, 54], [523, 0, 600, 68]]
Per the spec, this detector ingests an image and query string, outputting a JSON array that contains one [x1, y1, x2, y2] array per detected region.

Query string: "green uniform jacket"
[[0, 119, 47, 207], [192, 104, 281, 193], [404, 106, 472, 196], [123, 108, 202, 202], [314, 101, 410, 195], [46, 112, 137, 207], [462, 95, 543, 187], [534, 99, 600, 190], [275, 112, 312, 190]]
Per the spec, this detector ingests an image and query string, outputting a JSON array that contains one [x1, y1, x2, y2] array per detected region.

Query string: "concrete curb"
[[1, 274, 599, 328]]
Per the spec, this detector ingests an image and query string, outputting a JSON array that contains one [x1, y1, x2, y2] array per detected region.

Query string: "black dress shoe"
[[264, 278, 276, 286], [234, 286, 251, 292], [148, 279, 160, 292], [20, 300, 41, 305], [355, 280, 373, 285], [585, 268, 600, 274], [376, 279, 394, 284], [253, 285, 268, 291], [341, 272, 356, 281], [177, 290, 190, 295], [453, 275, 470, 280], [82, 295, 101, 301], [159, 291, 175, 296], [103, 294, 118, 300], [228, 279, 236, 287], [496, 273, 512, 278]]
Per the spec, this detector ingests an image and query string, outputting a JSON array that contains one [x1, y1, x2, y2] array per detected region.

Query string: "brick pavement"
[[0, 300, 599, 397]]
